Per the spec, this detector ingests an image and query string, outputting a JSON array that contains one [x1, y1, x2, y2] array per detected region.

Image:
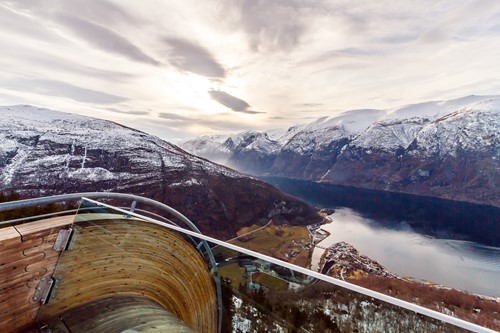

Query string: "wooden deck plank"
[[14, 215, 74, 241], [0, 226, 21, 245]]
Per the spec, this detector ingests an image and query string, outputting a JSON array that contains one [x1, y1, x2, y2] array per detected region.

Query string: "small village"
[[216, 210, 392, 292]]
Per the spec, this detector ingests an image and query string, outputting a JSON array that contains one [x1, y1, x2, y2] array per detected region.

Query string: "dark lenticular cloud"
[[165, 38, 226, 78], [209, 90, 264, 114]]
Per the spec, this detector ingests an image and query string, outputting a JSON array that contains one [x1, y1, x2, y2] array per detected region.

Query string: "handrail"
[[0, 192, 223, 333]]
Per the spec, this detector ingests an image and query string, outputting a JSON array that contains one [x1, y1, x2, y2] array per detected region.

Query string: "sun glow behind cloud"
[[162, 72, 219, 112]]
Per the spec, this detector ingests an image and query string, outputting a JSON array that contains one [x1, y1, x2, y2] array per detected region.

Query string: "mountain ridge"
[[181, 95, 500, 207]]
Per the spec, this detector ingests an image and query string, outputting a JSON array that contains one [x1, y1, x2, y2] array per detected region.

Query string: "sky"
[[1, 0, 500, 141]]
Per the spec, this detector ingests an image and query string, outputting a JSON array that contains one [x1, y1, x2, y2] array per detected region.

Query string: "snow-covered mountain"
[[181, 96, 500, 206], [0, 105, 320, 238], [182, 130, 283, 174]]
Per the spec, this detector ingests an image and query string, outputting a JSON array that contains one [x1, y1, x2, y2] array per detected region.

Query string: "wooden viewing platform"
[[0, 215, 217, 333]]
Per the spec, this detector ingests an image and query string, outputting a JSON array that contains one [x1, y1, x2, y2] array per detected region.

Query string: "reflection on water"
[[262, 176, 500, 247], [320, 208, 500, 297], [261, 177, 500, 298]]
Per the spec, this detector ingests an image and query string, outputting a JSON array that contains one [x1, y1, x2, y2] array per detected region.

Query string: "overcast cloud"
[[0, 0, 499, 140]]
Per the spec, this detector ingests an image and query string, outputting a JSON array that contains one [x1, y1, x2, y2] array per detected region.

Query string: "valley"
[[215, 216, 500, 332]]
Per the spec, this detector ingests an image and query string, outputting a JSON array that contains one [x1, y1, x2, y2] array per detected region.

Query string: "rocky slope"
[[320, 242, 397, 279], [0, 105, 320, 238], [181, 95, 500, 206]]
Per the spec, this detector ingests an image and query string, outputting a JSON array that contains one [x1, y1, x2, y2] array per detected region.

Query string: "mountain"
[[0, 105, 320, 238], [181, 95, 500, 207], [182, 131, 283, 175]]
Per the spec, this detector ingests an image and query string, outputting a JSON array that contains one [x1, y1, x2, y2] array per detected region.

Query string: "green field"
[[253, 272, 288, 290], [231, 224, 311, 267], [218, 262, 246, 287]]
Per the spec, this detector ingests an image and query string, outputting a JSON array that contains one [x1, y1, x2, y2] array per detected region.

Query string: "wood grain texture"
[[61, 296, 195, 332], [0, 227, 20, 244], [14, 216, 75, 241], [0, 217, 73, 333], [38, 219, 217, 333]]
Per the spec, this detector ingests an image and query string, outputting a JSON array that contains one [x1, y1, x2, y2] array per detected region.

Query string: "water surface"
[[262, 177, 500, 297]]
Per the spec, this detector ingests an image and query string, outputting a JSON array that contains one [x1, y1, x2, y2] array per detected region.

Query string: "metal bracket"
[[130, 200, 137, 213], [53, 228, 73, 251], [33, 276, 57, 304], [49, 277, 61, 301]]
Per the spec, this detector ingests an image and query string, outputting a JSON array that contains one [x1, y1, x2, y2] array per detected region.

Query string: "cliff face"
[[0, 105, 320, 238], [182, 96, 500, 207]]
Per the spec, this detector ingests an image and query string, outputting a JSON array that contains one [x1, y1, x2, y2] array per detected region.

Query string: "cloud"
[[2, 78, 127, 104], [294, 102, 324, 107], [301, 47, 383, 66], [2, 48, 136, 81], [55, 14, 160, 65], [209, 90, 264, 114], [158, 112, 195, 120], [228, 0, 306, 52], [419, 0, 500, 43], [140, 114, 257, 134], [164, 38, 226, 78], [0, 91, 32, 105], [2, 0, 500, 141], [102, 108, 150, 116], [381, 33, 419, 44], [57, 0, 141, 26], [1, 1, 156, 65], [267, 115, 317, 120], [0, 5, 63, 43], [1, 0, 141, 26]]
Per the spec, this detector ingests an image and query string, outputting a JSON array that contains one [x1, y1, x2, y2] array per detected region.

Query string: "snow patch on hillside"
[[0, 105, 245, 187], [350, 96, 500, 152], [305, 109, 387, 134], [67, 167, 117, 181]]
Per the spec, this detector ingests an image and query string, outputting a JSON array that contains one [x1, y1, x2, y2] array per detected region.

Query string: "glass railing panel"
[[210, 245, 475, 333]]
